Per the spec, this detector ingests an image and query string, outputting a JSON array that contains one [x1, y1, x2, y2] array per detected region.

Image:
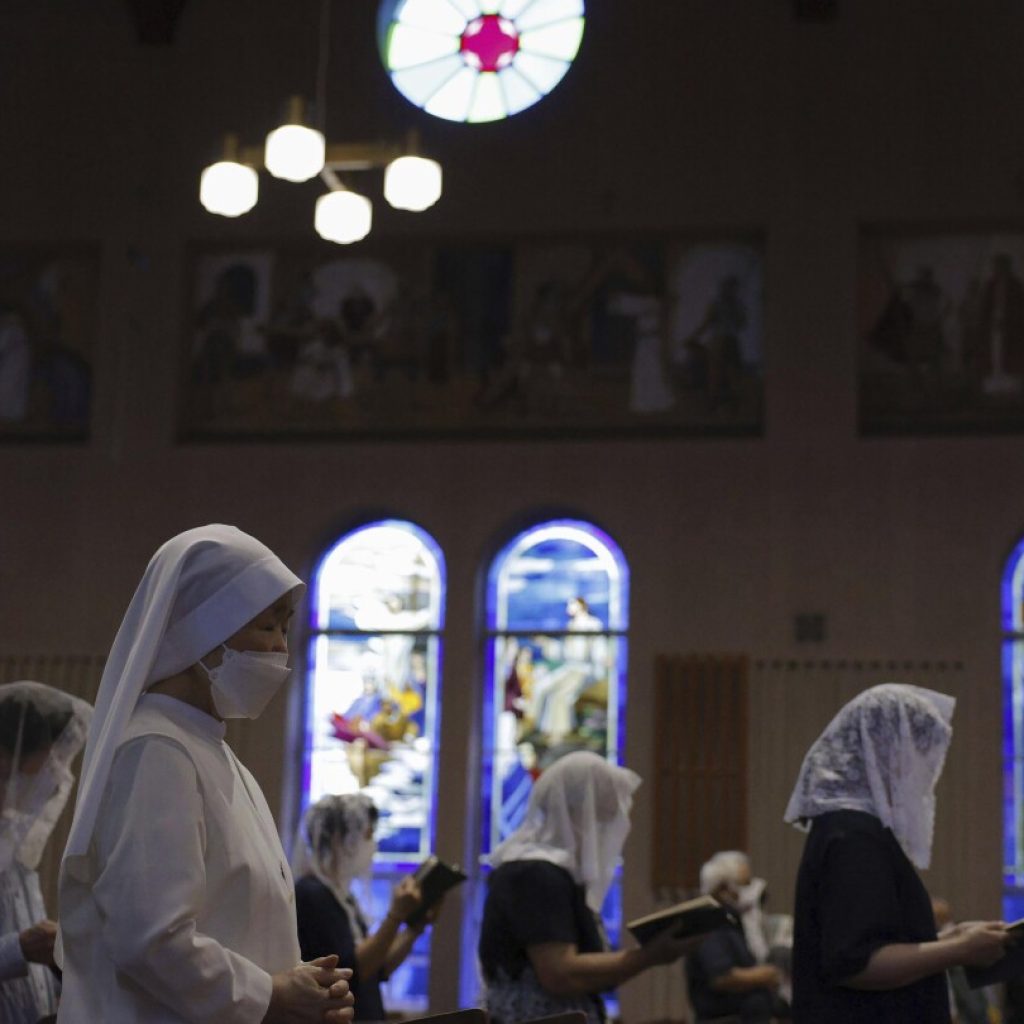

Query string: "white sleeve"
[[92, 737, 273, 1024], [0, 929, 27, 980]]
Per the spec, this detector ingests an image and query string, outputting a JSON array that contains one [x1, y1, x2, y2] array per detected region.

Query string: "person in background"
[[685, 852, 788, 1022], [56, 524, 354, 1024], [0, 681, 91, 1024], [785, 683, 1007, 1023], [292, 793, 438, 1021], [479, 751, 705, 1024]]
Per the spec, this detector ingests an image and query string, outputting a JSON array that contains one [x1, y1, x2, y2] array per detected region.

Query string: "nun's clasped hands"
[[264, 958, 356, 1023]]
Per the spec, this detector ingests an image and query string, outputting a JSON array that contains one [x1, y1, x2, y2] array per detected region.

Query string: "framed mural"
[[0, 247, 97, 441], [179, 236, 763, 440], [860, 227, 1024, 434]]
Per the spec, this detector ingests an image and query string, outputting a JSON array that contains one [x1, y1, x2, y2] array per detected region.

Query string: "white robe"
[[57, 695, 301, 1023], [0, 860, 59, 1023]]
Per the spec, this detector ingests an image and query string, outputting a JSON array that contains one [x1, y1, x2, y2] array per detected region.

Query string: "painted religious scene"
[[0, 248, 96, 440], [303, 520, 444, 865], [860, 229, 1024, 433], [482, 520, 628, 856], [180, 238, 762, 439]]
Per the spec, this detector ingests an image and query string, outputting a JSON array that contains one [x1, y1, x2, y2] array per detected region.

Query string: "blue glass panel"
[[483, 632, 626, 854], [303, 520, 446, 1010], [487, 519, 629, 631], [1003, 538, 1024, 634], [364, 870, 431, 1012], [470, 519, 629, 1009]]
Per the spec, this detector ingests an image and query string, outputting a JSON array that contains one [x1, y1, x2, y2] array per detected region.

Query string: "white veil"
[[489, 750, 640, 911], [291, 793, 377, 940], [783, 682, 955, 869], [61, 524, 303, 877], [0, 681, 92, 871]]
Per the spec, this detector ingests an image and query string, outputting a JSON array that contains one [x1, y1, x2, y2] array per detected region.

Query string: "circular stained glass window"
[[378, 0, 585, 123]]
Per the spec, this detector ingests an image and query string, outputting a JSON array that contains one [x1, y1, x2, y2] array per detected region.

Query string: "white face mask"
[[201, 645, 291, 720]]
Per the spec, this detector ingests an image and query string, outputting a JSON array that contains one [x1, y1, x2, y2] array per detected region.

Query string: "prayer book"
[[626, 895, 729, 945], [407, 855, 467, 926], [964, 918, 1024, 988]]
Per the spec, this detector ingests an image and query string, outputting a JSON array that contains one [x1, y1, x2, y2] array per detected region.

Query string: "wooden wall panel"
[[652, 653, 749, 891]]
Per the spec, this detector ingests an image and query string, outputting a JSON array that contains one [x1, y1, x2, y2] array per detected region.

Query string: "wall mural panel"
[[860, 227, 1024, 434], [0, 247, 97, 441], [180, 236, 763, 440]]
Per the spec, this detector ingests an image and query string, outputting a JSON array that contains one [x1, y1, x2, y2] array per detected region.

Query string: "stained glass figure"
[[303, 519, 445, 1009]]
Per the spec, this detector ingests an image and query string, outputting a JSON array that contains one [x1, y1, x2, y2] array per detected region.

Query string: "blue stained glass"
[[467, 518, 629, 1007], [1003, 541, 1024, 916], [302, 519, 445, 1011]]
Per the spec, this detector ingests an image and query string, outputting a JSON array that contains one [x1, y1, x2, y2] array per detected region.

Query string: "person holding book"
[[685, 853, 789, 1023], [292, 793, 438, 1021], [479, 750, 701, 1024], [784, 683, 1008, 1023]]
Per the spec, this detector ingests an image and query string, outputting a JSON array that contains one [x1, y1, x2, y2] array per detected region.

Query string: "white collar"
[[139, 693, 226, 742]]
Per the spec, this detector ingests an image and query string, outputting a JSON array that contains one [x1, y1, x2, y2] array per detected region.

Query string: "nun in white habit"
[[478, 751, 703, 1024], [0, 681, 90, 1024], [56, 525, 354, 1024]]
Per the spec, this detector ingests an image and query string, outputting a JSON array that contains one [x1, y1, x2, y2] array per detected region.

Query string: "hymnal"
[[626, 895, 728, 945], [407, 855, 467, 927]]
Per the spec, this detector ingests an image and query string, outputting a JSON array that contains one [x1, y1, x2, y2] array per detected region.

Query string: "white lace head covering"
[[488, 750, 640, 911], [0, 681, 92, 871], [61, 524, 303, 875], [292, 793, 378, 938], [784, 682, 955, 869]]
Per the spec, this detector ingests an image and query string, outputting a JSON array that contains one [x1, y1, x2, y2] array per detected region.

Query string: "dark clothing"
[[479, 860, 606, 1023], [791, 810, 949, 1024], [686, 917, 777, 1022], [295, 875, 385, 1022]]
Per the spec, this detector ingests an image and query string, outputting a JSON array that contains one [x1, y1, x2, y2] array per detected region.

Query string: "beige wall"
[[3, 1, 1024, 1019]]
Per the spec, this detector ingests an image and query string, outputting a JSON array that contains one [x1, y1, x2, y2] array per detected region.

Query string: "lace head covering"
[[488, 750, 640, 911], [784, 682, 955, 869], [0, 681, 92, 871], [291, 793, 378, 938], [61, 524, 303, 875]]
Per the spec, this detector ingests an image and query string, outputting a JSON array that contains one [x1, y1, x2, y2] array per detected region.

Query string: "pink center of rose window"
[[460, 15, 520, 72]]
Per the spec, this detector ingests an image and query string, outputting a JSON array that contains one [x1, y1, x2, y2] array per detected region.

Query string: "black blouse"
[[791, 810, 950, 1023], [295, 875, 386, 1022], [479, 860, 606, 979]]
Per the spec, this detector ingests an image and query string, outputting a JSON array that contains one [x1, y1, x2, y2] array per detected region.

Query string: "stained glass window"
[[378, 0, 585, 123], [461, 518, 629, 1003], [303, 519, 445, 1010], [1004, 540, 1024, 919]]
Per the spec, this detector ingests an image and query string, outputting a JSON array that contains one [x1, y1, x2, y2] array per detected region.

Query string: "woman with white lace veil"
[[292, 793, 433, 1020], [56, 524, 354, 1024], [785, 683, 1007, 1023], [478, 750, 702, 1024], [0, 681, 90, 1024]]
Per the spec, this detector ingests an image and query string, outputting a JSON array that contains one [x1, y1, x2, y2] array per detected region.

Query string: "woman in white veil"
[[0, 681, 90, 1024], [479, 750, 701, 1024], [292, 793, 434, 1020], [785, 683, 1007, 1023], [56, 524, 354, 1024]]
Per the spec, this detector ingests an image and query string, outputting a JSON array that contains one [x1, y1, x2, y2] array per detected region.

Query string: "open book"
[[626, 895, 729, 945], [406, 855, 468, 927]]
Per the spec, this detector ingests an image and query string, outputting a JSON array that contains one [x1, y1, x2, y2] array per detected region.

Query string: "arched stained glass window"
[[1003, 540, 1024, 918], [303, 519, 445, 1010], [378, 0, 585, 123], [462, 518, 629, 1004]]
